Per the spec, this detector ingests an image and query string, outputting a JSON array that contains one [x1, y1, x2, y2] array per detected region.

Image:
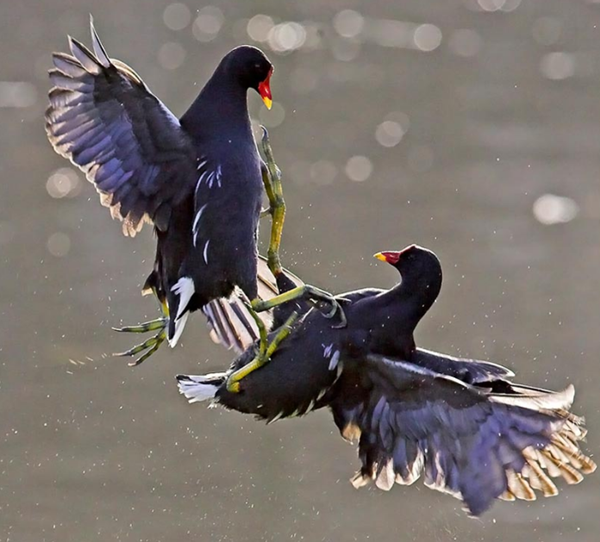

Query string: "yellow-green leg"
[[252, 285, 347, 327], [257, 127, 346, 324], [259, 126, 286, 278], [112, 292, 169, 366], [227, 310, 299, 393], [226, 129, 344, 392]]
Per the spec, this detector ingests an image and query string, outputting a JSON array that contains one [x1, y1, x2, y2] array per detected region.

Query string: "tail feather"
[[203, 257, 303, 353], [176, 374, 225, 403]]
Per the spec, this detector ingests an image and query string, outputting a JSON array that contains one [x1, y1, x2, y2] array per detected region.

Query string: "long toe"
[[128, 340, 162, 366], [113, 330, 166, 365], [112, 317, 168, 333]]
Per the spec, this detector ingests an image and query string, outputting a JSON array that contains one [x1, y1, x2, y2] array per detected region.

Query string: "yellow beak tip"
[[263, 97, 273, 110], [374, 253, 386, 262]]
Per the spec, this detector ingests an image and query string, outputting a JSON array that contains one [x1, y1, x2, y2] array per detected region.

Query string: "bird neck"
[[382, 272, 442, 330], [180, 70, 252, 139]]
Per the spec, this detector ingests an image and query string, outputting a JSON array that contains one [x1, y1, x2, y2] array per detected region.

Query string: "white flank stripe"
[[171, 277, 195, 320], [207, 171, 215, 188], [196, 159, 207, 171], [328, 350, 341, 371], [216, 165, 222, 187], [203, 240, 210, 265], [322, 343, 334, 358], [196, 169, 210, 189], [192, 203, 208, 247]]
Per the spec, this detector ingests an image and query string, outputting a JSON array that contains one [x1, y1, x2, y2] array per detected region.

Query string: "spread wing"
[[411, 347, 515, 385], [330, 354, 595, 517], [45, 18, 197, 236], [202, 257, 306, 352]]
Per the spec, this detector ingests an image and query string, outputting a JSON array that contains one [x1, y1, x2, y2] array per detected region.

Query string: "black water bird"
[[177, 245, 595, 516], [45, 19, 337, 367]]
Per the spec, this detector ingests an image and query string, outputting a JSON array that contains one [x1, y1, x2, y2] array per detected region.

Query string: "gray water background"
[[1, 0, 600, 540]]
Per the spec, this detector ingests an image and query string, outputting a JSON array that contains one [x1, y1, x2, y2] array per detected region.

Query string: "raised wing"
[[45, 18, 197, 236], [202, 257, 306, 352], [330, 354, 595, 517]]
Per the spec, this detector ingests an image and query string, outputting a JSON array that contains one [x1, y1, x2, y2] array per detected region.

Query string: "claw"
[[322, 300, 340, 319], [319, 299, 347, 328], [331, 306, 347, 329]]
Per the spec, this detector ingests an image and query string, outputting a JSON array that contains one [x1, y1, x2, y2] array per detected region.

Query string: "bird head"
[[222, 46, 273, 109], [374, 244, 442, 287]]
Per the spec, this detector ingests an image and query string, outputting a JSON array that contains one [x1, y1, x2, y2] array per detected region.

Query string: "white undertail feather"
[[172, 277, 195, 320], [169, 312, 189, 347], [177, 374, 223, 403], [169, 277, 195, 347]]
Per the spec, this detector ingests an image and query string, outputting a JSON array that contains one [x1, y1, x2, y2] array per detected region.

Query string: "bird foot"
[[113, 317, 168, 366], [303, 286, 347, 328]]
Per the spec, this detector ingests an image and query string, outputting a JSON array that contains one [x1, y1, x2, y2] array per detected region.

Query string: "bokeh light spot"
[[268, 22, 307, 53], [540, 52, 575, 80], [375, 121, 405, 148], [413, 24, 442, 52], [247, 15, 274, 42], [533, 194, 579, 225], [163, 3, 192, 31], [345, 156, 373, 182], [192, 6, 224, 42], [47, 232, 71, 257], [333, 10, 365, 39], [46, 168, 81, 199], [158, 42, 186, 70]]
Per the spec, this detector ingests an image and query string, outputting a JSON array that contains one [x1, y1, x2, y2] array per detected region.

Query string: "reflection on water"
[[1, 1, 600, 541]]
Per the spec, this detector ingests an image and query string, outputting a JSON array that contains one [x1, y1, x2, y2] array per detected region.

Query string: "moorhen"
[[45, 18, 341, 372], [177, 245, 595, 515]]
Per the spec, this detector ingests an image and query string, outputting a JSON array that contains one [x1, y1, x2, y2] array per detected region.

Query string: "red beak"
[[374, 251, 401, 265], [374, 245, 416, 265], [258, 68, 273, 110]]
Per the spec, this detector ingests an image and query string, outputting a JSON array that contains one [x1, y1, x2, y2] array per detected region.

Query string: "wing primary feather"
[[89, 16, 112, 68], [68, 36, 102, 74]]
